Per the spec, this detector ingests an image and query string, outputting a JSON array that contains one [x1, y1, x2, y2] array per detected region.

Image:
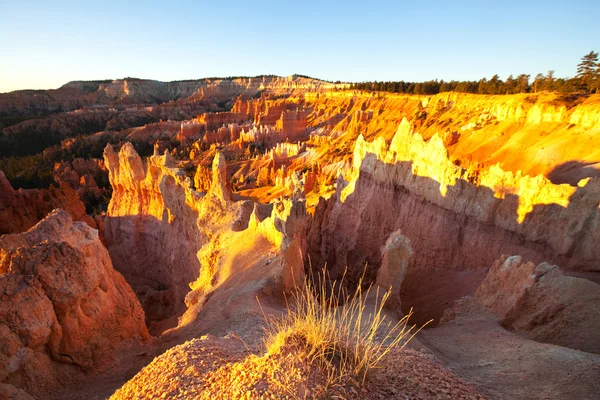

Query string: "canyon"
[[1, 76, 600, 399]]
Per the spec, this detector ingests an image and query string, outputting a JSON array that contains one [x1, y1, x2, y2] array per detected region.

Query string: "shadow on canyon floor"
[[103, 211, 202, 334], [547, 159, 600, 186]]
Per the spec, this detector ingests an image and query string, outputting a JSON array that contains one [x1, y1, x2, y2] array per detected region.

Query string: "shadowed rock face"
[[0, 210, 149, 397], [306, 118, 600, 326], [474, 255, 600, 354], [0, 171, 96, 235]]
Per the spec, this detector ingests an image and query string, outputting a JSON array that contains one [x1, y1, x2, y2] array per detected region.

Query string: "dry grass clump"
[[263, 269, 424, 394]]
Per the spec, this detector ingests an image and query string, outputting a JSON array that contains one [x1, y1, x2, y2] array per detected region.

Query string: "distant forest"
[[348, 51, 600, 95]]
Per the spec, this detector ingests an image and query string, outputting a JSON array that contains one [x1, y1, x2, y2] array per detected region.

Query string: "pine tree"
[[489, 74, 502, 94], [543, 70, 555, 91], [477, 78, 488, 94], [504, 75, 516, 94], [576, 51, 599, 92], [533, 73, 544, 93], [516, 74, 530, 93]]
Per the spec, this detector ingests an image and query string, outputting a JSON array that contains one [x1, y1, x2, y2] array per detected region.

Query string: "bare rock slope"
[[473, 255, 600, 354], [0, 210, 149, 397]]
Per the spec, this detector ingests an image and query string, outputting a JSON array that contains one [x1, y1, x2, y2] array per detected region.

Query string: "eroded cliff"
[[103, 142, 307, 333], [307, 117, 600, 324]]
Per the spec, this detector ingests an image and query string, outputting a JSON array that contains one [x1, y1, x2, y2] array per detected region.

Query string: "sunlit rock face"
[[308, 117, 600, 296], [103, 143, 307, 332], [222, 92, 600, 214], [302, 91, 600, 181], [180, 189, 308, 333], [0, 210, 148, 397], [0, 171, 96, 235], [103, 143, 243, 324]]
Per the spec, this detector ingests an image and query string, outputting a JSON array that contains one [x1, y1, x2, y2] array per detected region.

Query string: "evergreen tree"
[[516, 74, 530, 93], [533, 73, 544, 93], [543, 70, 555, 91], [576, 51, 599, 91], [440, 82, 451, 93], [489, 74, 502, 94], [504, 75, 516, 94], [477, 78, 488, 94]]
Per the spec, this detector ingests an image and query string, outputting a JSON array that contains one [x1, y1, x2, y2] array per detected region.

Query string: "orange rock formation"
[[0, 210, 148, 398], [3, 82, 600, 400], [0, 171, 96, 235], [103, 142, 307, 333]]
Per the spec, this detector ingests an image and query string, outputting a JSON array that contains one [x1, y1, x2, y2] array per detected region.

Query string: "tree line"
[[348, 51, 600, 95]]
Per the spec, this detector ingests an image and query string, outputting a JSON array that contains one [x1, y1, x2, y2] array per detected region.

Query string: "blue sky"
[[0, 0, 598, 92]]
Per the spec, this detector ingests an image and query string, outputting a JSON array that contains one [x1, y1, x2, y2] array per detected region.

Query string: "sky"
[[0, 0, 599, 92]]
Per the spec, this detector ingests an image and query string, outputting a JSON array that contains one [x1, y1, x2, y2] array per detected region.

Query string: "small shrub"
[[262, 269, 426, 391]]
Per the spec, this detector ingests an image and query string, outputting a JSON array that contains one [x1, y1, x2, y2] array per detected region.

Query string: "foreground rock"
[[111, 334, 483, 400], [0, 210, 149, 397], [473, 255, 600, 354]]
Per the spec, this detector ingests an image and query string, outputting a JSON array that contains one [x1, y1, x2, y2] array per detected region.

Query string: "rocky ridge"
[[103, 142, 308, 333], [0, 210, 148, 398], [0, 76, 344, 117], [0, 171, 96, 235]]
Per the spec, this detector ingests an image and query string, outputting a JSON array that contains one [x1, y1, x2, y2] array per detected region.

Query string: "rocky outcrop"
[[0, 171, 96, 235], [473, 255, 600, 354], [104, 143, 307, 332], [103, 143, 241, 324], [0, 210, 148, 397], [375, 230, 413, 312], [210, 152, 231, 202]]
